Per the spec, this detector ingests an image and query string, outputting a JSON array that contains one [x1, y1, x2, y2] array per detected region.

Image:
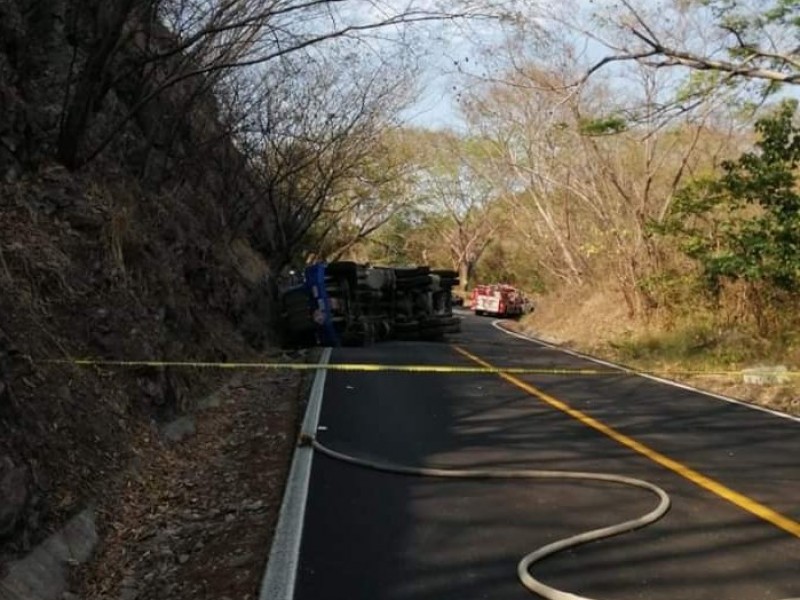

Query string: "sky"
[[395, 9, 518, 130], [357, 0, 800, 132], [399, 61, 467, 130], [391, 0, 628, 131]]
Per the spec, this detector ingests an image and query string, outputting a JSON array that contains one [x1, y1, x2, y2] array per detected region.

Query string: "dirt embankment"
[[72, 368, 305, 600]]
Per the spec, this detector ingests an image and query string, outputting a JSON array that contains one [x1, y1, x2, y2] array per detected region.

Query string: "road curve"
[[284, 314, 799, 600]]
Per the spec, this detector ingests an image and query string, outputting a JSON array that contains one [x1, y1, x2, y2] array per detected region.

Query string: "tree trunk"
[[459, 260, 471, 292], [57, 0, 140, 168]]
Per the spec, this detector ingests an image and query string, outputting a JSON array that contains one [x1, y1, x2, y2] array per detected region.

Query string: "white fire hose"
[[307, 435, 798, 600]]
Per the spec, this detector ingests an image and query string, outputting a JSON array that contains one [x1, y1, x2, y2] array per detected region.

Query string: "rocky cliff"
[[0, 0, 281, 567]]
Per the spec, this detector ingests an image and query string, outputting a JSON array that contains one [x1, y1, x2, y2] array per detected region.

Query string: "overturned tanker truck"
[[280, 262, 461, 346]]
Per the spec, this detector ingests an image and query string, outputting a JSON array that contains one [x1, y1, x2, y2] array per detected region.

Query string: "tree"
[[461, 58, 745, 314], [463, 68, 590, 286], [361, 206, 438, 265], [412, 132, 500, 290], [56, 0, 488, 169], [222, 48, 414, 274], [57, 0, 153, 168], [308, 129, 424, 263], [576, 0, 800, 86], [663, 100, 800, 303]]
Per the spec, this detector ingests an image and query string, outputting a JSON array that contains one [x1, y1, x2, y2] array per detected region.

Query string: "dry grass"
[[524, 284, 633, 350], [226, 237, 269, 284], [73, 369, 303, 600], [522, 285, 800, 417]]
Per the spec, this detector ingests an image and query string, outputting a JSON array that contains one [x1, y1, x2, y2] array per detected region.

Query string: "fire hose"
[[308, 435, 800, 600], [307, 434, 670, 600]]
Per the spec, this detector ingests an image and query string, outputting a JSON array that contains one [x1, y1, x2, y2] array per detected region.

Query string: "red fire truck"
[[470, 284, 530, 317]]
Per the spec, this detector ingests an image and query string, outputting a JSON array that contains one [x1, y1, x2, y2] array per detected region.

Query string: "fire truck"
[[470, 284, 530, 318], [281, 261, 461, 346]]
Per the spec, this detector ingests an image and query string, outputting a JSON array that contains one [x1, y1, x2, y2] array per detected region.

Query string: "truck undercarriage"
[[281, 262, 461, 346]]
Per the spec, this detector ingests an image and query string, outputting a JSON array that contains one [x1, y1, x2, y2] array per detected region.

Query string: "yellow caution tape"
[[38, 358, 800, 378]]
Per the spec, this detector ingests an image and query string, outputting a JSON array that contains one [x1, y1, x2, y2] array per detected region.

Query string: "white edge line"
[[491, 320, 800, 424], [259, 347, 332, 600]]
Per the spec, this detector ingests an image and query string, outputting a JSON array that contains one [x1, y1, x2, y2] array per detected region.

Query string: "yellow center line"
[[452, 345, 800, 538]]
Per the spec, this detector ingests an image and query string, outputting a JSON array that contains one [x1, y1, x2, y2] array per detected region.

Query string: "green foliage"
[[703, 0, 800, 29], [476, 241, 546, 293], [362, 209, 419, 264], [578, 116, 627, 136], [763, 0, 800, 28], [692, 1, 800, 86], [637, 270, 706, 314], [661, 99, 800, 293], [612, 322, 720, 363], [610, 321, 781, 368], [675, 71, 731, 103]]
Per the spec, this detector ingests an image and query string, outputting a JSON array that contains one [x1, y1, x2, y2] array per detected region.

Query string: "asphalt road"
[[291, 314, 799, 600]]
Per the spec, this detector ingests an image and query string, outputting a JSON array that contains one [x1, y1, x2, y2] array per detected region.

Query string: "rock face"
[[0, 509, 97, 600], [0, 0, 280, 572], [160, 416, 197, 444], [0, 458, 28, 538], [742, 365, 789, 385]]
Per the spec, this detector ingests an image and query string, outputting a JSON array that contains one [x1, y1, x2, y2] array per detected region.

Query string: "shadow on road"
[[293, 327, 800, 600]]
